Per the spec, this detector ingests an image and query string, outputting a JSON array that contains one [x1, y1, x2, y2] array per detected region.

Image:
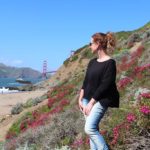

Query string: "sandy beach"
[[0, 90, 47, 117]]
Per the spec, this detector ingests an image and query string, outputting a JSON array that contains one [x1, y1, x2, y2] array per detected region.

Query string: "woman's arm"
[[79, 59, 94, 112], [78, 89, 84, 111], [81, 59, 94, 89], [78, 89, 84, 102]]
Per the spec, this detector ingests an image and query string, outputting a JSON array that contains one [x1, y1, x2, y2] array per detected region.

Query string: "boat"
[[16, 78, 32, 84]]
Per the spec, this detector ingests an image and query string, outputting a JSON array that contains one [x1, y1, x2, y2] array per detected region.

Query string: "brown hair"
[[92, 32, 116, 54]]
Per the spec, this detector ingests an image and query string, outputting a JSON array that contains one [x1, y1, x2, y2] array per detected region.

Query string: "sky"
[[0, 0, 149, 72]]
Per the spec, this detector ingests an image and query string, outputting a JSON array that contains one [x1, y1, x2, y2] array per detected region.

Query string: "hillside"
[[0, 22, 150, 150], [0, 63, 42, 78]]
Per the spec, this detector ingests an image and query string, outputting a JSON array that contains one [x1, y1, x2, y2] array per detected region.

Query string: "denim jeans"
[[82, 98, 109, 150]]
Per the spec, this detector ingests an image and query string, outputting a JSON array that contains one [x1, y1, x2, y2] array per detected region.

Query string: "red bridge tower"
[[42, 60, 47, 78]]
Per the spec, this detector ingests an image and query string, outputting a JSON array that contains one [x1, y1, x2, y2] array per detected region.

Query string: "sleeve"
[[81, 59, 93, 90], [92, 60, 116, 101], [81, 69, 88, 90]]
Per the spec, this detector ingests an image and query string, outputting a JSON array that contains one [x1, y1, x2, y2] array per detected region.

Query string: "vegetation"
[[115, 31, 132, 40], [11, 103, 24, 115], [2, 22, 150, 150], [11, 94, 47, 114]]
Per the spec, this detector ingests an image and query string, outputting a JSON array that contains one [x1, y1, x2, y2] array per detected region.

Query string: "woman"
[[78, 32, 120, 150]]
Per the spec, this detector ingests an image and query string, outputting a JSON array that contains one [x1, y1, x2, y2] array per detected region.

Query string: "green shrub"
[[63, 58, 70, 67], [70, 55, 78, 62], [115, 31, 132, 40], [23, 98, 34, 108], [38, 105, 50, 113], [0, 142, 4, 150], [40, 94, 47, 101], [23, 95, 47, 108], [11, 103, 24, 114], [81, 48, 93, 59], [33, 97, 44, 104]]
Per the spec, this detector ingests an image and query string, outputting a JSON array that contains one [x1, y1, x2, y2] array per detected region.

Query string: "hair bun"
[[106, 32, 116, 53], [91, 32, 116, 54], [106, 32, 114, 41]]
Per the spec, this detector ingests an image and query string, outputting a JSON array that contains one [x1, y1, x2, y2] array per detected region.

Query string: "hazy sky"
[[0, 0, 149, 72]]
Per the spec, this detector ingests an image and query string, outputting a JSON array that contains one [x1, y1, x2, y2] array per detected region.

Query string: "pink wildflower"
[[110, 126, 119, 145], [140, 92, 150, 99], [140, 106, 150, 115], [60, 99, 69, 106], [126, 113, 136, 123], [117, 77, 133, 89], [134, 63, 150, 73], [71, 138, 84, 148]]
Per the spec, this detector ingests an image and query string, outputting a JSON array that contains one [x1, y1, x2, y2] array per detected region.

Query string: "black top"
[[81, 57, 120, 108]]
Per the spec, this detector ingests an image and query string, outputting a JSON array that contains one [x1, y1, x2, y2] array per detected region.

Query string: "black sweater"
[[81, 57, 120, 108]]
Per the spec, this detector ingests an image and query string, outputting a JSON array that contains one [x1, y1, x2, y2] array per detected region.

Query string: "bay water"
[[0, 78, 43, 88]]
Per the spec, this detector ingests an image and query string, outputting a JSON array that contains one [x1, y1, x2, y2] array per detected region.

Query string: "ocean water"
[[0, 78, 44, 88]]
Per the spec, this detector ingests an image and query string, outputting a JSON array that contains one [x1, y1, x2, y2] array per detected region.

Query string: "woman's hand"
[[84, 98, 96, 116], [78, 100, 84, 112]]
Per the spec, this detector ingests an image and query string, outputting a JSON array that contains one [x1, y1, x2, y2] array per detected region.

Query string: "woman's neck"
[[97, 49, 110, 60]]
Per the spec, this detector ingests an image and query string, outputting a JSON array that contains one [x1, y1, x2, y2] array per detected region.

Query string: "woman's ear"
[[96, 43, 101, 51]]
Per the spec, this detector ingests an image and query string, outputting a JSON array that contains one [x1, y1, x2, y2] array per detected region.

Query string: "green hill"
[[1, 21, 150, 150], [0, 63, 42, 78]]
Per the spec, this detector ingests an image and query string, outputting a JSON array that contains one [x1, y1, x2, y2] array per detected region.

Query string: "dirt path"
[[0, 90, 48, 142]]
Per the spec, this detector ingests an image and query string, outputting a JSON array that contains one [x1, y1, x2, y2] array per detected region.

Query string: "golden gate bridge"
[[42, 60, 57, 78], [42, 51, 75, 78]]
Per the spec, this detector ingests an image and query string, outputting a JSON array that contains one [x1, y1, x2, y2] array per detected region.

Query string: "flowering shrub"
[[130, 45, 144, 59], [117, 45, 144, 75], [48, 98, 56, 108], [134, 88, 150, 101], [139, 106, 150, 115], [4, 109, 84, 150], [110, 113, 136, 146], [20, 120, 28, 132], [133, 91, 150, 130], [60, 99, 69, 106], [140, 92, 150, 99], [71, 138, 84, 148], [19, 112, 50, 133], [5, 131, 17, 139], [6, 83, 73, 141], [71, 136, 89, 149], [117, 76, 133, 89], [138, 92, 150, 107], [126, 113, 136, 123], [50, 106, 63, 114], [4, 38, 150, 149], [111, 125, 120, 145], [134, 63, 150, 73], [48, 84, 74, 98]]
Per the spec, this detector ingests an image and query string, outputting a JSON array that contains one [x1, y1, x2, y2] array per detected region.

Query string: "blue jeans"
[[82, 98, 109, 150]]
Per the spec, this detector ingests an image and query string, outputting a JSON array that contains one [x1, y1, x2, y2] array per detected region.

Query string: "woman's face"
[[89, 38, 99, 53]]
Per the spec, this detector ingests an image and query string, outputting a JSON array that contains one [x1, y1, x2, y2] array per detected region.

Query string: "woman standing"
[[78, 32, 120, 150]]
